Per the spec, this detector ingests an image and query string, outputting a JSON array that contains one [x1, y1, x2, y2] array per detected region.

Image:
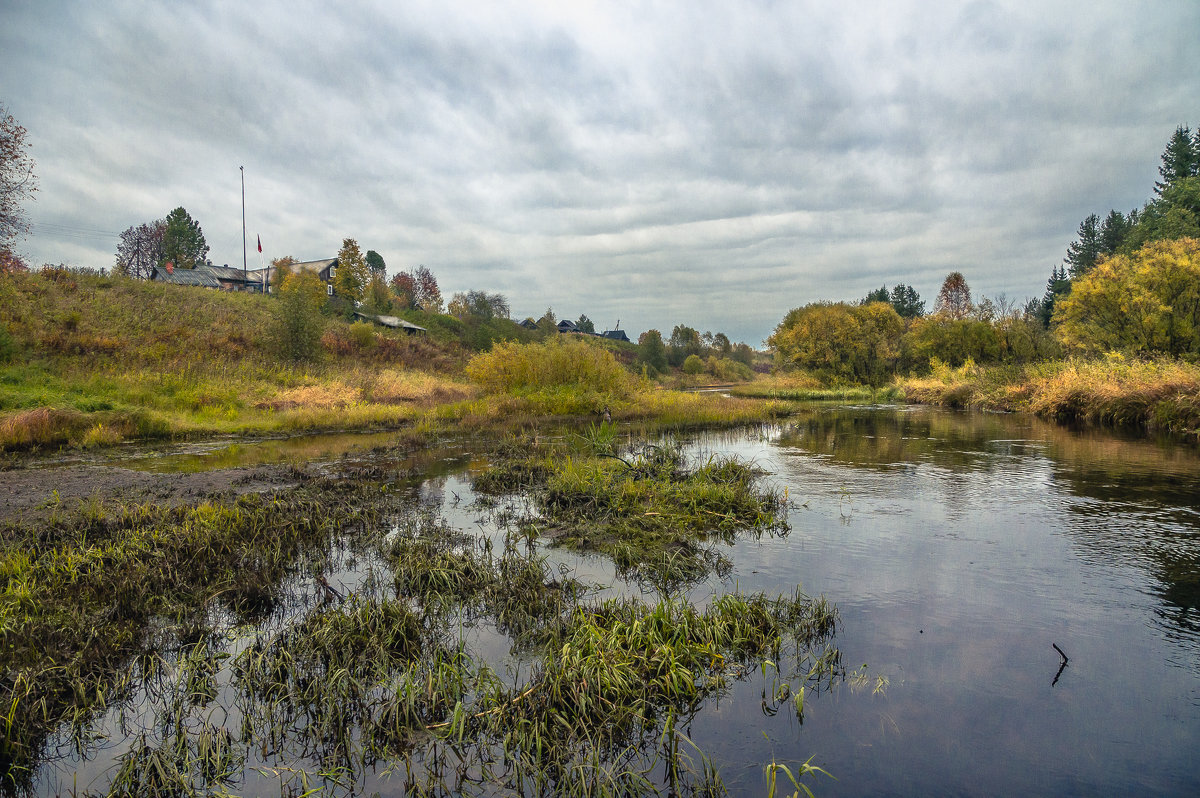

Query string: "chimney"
[[166, 262, 174, 274]]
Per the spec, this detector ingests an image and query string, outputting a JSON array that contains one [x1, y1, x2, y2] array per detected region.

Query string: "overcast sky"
[[3, 0, 1198, 344]]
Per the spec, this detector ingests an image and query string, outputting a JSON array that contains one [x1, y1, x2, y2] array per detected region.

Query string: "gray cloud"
[[2, 0, 1198, 345]]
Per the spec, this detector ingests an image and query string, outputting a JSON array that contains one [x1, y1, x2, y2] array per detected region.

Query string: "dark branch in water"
[[1051, 643, 1069, 686], [316, 574, 343, 602], [597, 452, 633, 469]]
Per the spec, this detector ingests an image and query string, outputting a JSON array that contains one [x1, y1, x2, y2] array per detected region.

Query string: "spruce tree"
[[889, 284, 925, 319], [160, 207, 209, 269], [861, 285, 890, 305], [1064, 213, 1102, 279], [1038, 265, 1071, 328], [1099, 210, 1130, 255], [1154, 126, 1199, 196]]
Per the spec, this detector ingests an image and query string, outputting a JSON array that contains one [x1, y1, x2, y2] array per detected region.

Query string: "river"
[[685, 405, 1200, 795], [19, 404, 1200, 796]]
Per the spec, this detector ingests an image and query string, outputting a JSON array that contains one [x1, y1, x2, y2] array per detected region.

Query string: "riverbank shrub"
[[768, 301, 904, 386], [1055, 238, 1200, 358], [899, 355, 1200, 439], [271, 273, 325, 363], [465, 333, 638, 398]]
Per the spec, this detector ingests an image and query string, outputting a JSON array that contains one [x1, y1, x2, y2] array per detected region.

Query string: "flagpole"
[[240, 166, 247, 289]]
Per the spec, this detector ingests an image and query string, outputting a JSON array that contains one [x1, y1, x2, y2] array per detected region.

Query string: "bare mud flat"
[[0, 462, 302, 525]]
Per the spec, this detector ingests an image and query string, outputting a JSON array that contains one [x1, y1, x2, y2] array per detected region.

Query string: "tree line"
[[1041, 124, 1200, 324], [771, 123, 1200, 384]]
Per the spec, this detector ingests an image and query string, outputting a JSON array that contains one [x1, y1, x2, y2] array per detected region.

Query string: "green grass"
[[729, 383, 902, 402], [473, 436, 789, 589], [2, 269, 799, 452]]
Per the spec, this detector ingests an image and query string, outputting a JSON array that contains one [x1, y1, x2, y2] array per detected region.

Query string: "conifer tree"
[[1154, 126, 1199, 196], [889, 284, 925, 319], [861, 286, 890, 305], [1099, 210, 1131, 255], [160, 207, 208, 269], [1064, 213, 1102, 279], [1038, 265, 1072, 328]]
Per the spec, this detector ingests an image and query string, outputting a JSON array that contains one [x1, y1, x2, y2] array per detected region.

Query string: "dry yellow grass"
[[364, 369, 475, 406], [258, 381, 363, 411], [899, 356, 1200, 438]]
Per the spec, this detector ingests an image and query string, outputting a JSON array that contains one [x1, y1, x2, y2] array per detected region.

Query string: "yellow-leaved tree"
[[768, 301, 904, 386], [333, 238, 369, 303], [1054, 238, 1200, 357]]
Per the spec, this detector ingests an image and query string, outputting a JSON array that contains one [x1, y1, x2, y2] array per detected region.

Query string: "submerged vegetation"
[[0, 432, 849, 796], [474, 433, 789, 588], [0, 476, 401, 790]]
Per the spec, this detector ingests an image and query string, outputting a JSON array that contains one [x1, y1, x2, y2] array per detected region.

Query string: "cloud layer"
[[3, 0, 1198, 343]]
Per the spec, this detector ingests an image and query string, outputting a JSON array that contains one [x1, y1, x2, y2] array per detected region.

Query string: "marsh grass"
[[231, 565, 839, 796], [0, 476, 403, 789], [900, 355, 1200, 440], [472, 436, 788, 588], [3, 433, 845, 797], [729, 381, 902, 403]]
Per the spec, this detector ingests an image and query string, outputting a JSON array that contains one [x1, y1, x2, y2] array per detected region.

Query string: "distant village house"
[[151, 262, 269, 292]]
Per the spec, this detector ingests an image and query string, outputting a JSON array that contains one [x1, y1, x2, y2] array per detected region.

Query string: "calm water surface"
[[25, 406, 1200, 796], [689, 406, 1200, 796]]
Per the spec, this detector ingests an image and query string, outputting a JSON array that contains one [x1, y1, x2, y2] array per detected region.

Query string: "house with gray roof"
[[151, 263, 223, 289], [287, 258, 338, 297], [151, 263, 268, 292]]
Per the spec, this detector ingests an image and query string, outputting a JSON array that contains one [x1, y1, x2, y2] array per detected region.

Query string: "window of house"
[[327, 283, 333, 296]]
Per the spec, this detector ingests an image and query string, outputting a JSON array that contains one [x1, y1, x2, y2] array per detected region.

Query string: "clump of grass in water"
[[4, 436, 844, 797], [230, 571, 838, 796], [474, 436, 788, 589], [386, 505, 584, 643]]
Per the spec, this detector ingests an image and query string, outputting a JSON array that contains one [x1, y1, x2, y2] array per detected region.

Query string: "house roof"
[[557, 319, 579, 332], [354, 312, 427, 332], [601, 330, 630, 342], [292, 258, 337, 274], [152, 264, 222, 288], [208, 264, 260, 283]]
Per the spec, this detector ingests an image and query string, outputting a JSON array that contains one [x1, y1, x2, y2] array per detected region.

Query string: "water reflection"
[[719, 405, 1200, 795], [764, 405, 1200, 657]]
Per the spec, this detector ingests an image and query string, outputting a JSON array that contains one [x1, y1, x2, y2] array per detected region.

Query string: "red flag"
[[257, 235, 262, 253]]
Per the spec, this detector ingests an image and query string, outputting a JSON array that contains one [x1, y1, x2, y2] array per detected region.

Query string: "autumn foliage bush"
[[1054, 238, 1200, 358], [466, 337, 637, 404]]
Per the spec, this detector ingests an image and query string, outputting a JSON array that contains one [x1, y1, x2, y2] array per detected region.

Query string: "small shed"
[[354, 312, 427, 334]]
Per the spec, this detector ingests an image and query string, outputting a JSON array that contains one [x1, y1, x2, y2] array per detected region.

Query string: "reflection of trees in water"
[[775, 405, 1200, 653], [773, 406, 1053, 480], [1040, 431, 1200, 645]]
